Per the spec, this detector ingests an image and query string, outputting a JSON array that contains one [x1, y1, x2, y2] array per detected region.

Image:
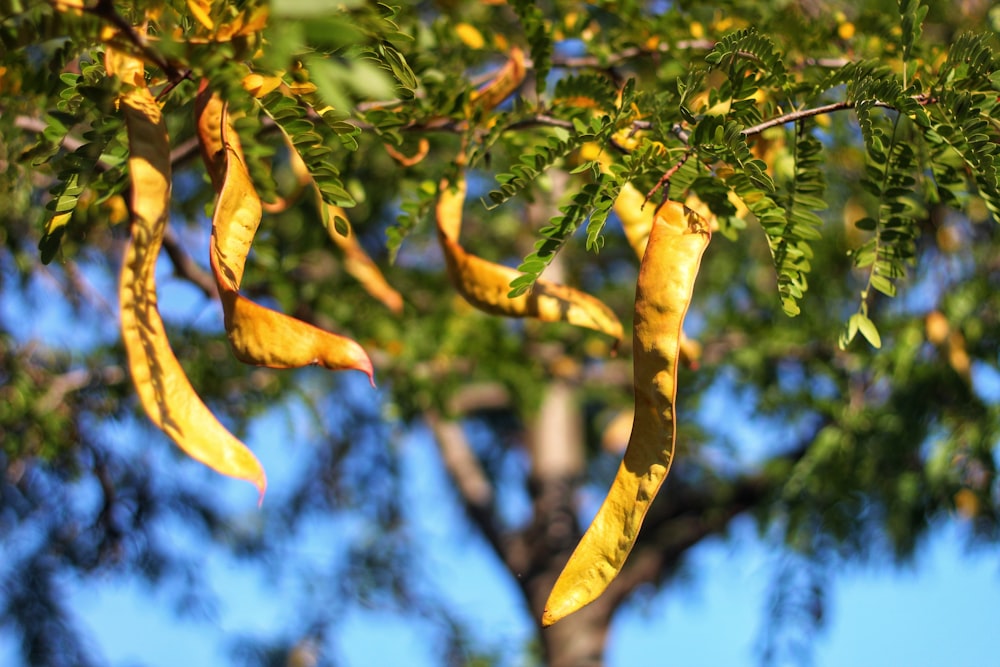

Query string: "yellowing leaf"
[[242, 72, 283, 99], [925, 310, 949, 345], [455, 22, 486, 50], [215, 5, 269, 41], [436, 169, 623, 342], [187, 0, 215, 30], [542, 202, 711, 626], [947, 330, 971, 381], [195, 88, 375, 384], [50, 0, 85, 14], [954, 488, 980, 519], [180, 5, 270, 43], [108, 49, 266, 498], [287, 81, 318, 97], [104, 194, 129, 225]]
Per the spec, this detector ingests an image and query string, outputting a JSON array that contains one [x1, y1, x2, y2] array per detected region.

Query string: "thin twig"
[[162, 227, 217, 298], [547, 39, 717, 70], [425, 410, 508, 565], [35, 365, 126, 414], [88, 0, 184, 83], [741, 96, 928, 137], [647, 146, 694, 203]]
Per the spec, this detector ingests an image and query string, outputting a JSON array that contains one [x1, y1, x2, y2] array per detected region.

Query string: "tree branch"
[[35, 365, 126, 415], [546, 39, 719, 70], [740, 98, 916, 138], [161, 227, 217, 298], [424, 410, 508, 564], [445, 382, 512, 414]]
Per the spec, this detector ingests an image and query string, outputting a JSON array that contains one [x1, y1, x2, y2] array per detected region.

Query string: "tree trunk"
[[521, 378, 615, 667], [510, 174, 616, 666], [538, 594, 611, 667]]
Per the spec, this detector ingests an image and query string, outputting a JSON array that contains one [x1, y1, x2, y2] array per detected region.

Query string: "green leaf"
[[38, 212, 70, 265], [870, 274, 898, 297], [332, 215, 350, 237], [855, 312, 883, 349], [508, 172, 616, 295], [509, 0, 552, 97]]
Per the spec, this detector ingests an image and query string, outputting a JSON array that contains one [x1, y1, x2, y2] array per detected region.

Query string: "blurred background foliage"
[[0, 0, 999, 665]]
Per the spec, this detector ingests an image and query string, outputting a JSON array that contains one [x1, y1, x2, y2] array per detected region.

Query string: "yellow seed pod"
[[543, 202, 711, 626], [110, 51, 266, 498], [436, 167, 624, 343], [195, 87, 376, 384]]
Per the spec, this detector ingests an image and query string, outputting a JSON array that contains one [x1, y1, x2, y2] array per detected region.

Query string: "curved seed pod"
[[614, 180, 655, 258], [202, 80, 401, 314], [285, 147, 404, 314], [214, 287, 373, 376], [469, 47, 526, 112], [436, 170, 623, 341], [615, 184, 704, 368], [360, 46, 524, 118], [321, 201, 405, 314], [194, 80, 226, 189], [542, 201, 711, 626], [383, 138, 430, 167], [195, 88, 374, 384], [582, 143, 702, 367], [109, 49, 266, 497]]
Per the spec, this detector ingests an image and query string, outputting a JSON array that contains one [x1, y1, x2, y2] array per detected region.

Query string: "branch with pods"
[[112, 42, 709, 627], [50, 1, 951, 628]]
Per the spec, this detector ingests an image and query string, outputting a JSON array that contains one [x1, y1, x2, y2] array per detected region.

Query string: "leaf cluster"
[[496, 82, 644, 296], [22, 54, 128, 264], [259, 89, 359, 207]]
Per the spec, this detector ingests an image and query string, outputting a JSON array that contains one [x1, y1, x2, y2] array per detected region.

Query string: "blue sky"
[[2, 253, 1000, 667], [45, 410, 1000, 667]]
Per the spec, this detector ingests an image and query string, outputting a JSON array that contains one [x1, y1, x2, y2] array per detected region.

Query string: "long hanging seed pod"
[[195, 87, 374, 383], [436, 165, 624, 342], [110, 47, 266, 497], [542, 201, 711, 626]]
